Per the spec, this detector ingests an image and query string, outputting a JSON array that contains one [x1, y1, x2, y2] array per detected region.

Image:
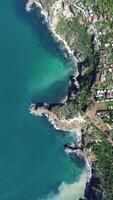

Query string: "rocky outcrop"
[[29, 99, 103, 199], [64, 138, 103, 200], [26, 0, 77, 58], [29, 102, 85, 132], [26, 0, 89, 62], [84, 162, 103, 200], [26, 1, 104, 200]]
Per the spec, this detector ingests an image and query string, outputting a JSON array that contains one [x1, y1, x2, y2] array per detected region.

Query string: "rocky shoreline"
[[25, 0, 80, 64], [29, 101, 99, 199], [29, 100, 94, 199], [29, 102, 85, 132], [26, 1, 103, 200]]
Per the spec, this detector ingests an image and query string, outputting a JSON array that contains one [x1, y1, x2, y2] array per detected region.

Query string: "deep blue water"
[[0, 0, 87, 199]]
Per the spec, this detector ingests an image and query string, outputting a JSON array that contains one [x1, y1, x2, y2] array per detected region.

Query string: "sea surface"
[[0, 0, 87, 199]]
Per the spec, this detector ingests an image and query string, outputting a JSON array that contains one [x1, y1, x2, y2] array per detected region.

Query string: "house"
[[100, 71, 107, 83], [108, 68, 113, 73], [98, 31, 102, 35], [97, 111, 108, 119], [88, 8, 93, 14], [87, 26, 94, 34], [105, 43, 110, 48], [92, 14, 98, 22], [100, 52, 107, 59], [96, 90, 106, 98], [106, 89, 113, 99], [108, 106, 113, 110], [109, 64, 113, 72], [108, 66, 113, 72]]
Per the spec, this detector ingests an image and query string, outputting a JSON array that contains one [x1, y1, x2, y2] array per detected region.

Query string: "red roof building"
[[92, 14, 98, 22], [106, 90, 113, 99]]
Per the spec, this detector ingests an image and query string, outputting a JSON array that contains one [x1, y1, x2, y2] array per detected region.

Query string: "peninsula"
[[26, 0, 113, 200]]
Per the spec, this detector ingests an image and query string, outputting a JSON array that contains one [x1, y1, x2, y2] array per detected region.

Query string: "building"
[[97, 111, 108, 119], [106, 89, 113, 99], [92, 14, 98, 22], [96, 90, 106, 98]]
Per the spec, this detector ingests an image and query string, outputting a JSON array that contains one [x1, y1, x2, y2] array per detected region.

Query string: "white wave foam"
[[38, 171, 87, 200]]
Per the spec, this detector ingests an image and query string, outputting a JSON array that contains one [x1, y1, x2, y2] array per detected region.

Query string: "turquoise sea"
[[0, 0, 87, 199]]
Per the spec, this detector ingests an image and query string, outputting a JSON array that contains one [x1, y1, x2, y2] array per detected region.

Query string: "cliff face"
[[27, 0, 74, 24], [26, 1, 107, 200], [39, 0, 75, 54], [27, 0, 92, 61]]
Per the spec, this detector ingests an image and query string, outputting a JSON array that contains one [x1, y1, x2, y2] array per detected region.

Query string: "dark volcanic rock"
[[80, 162, 103, 200]]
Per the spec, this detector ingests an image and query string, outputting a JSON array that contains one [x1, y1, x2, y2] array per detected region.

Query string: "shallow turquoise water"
[[0, 0, 87, 199]]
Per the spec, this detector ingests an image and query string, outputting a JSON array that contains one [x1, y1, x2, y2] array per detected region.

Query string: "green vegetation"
[[69, 19, 92, 59], [53, 15, 113, 196], [52, 103, 78, 119], [103, 110, 113, 124], [94, 139, 113, 199], [40, 0, 56, 10], [110, 110, 113, 119], [56, 16, 93, 60], [56, 14, 70, 36], [40, 1, 113, 198], [52, 58, 99, 116], [52, 34, 99, 116], [84, 118, 113, 200], [97, 0, 113, 16], [85, 0, 113, 16], [55, 15, 100, 112]]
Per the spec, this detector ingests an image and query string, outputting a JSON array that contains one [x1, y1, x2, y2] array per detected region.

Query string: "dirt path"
[[86, 103, 109, 132]]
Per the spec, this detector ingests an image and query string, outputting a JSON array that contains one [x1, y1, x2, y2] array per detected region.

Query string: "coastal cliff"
[[29, 102, 103, 200], [26, 0, 93, 62], [26, 1, 113, 200], [29, 103, 85, 132]]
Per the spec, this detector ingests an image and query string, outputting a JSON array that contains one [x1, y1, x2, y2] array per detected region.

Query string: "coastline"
[[29, 103, 92, 199], [29, 103, 85, 132], [26, 1, 93, 199], [25, 0, 79, 65]]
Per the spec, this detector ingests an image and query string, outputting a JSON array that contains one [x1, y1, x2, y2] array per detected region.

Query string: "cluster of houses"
[[74, 1, 98, 21], [99, 50, 113, 83], [96, 108, 113, 130], [96, 89, 113, 102], [72, 1, 113, 131], [74, 0, 113, 86], [72, 0, 103, 49], [97, 22, 113, 85]]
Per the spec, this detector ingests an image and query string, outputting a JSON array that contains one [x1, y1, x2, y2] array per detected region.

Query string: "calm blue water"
[[0, 0, 87, 199]]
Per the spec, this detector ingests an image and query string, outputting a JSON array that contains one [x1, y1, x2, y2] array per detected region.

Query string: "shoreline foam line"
[[26, 0, 92, 199], [29, 103, 92, 196], [25, 0, 78, 65]]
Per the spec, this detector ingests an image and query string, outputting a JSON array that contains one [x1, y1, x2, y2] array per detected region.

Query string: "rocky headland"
[[29, 103, 84, 132], [29, 100, 103, 200], [26, 0, 77, 59], [26, 0, 104, 200]]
